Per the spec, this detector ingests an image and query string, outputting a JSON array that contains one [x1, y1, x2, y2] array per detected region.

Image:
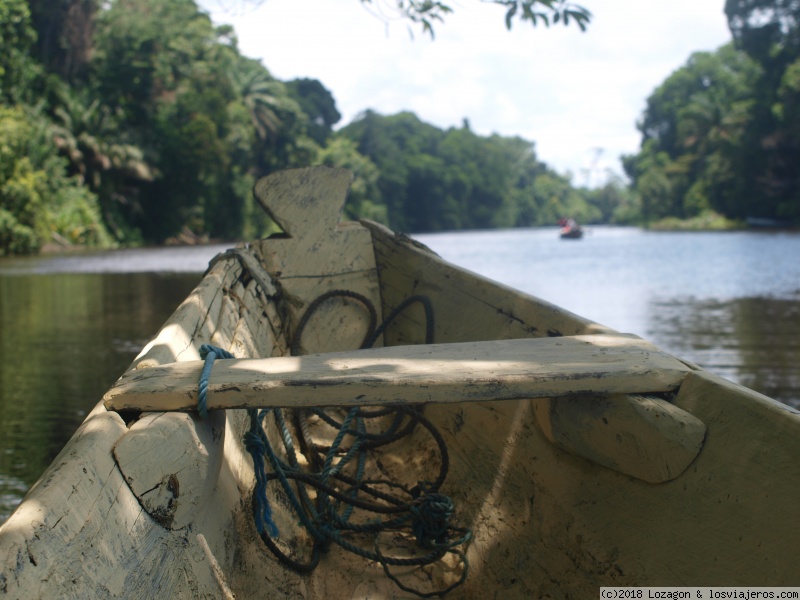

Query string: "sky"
[[200, 0, 733, 186]]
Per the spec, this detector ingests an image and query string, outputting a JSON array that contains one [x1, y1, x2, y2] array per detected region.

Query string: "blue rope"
[[197, 344, 234, 418], [243, 413, 280, 538], [411, 492, 455, 549], [249, 404, 472, 586], [193, 293, 470, 596], [196, 345, 280, 539]]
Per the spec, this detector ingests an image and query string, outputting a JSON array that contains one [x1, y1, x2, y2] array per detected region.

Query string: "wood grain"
[[104, 334, 690, 412]]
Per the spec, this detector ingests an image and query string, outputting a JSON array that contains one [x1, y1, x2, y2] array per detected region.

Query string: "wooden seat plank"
[[104, 334, 690, 412]]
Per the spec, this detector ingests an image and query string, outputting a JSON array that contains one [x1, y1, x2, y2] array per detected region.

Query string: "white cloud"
[[201, 0, 733, 183]]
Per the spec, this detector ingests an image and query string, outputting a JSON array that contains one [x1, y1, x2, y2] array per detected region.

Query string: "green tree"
[[341, 110, 439, 230], [0, 105, 112, 254], [49, 88, 154, 193], [341, 110, 598, 232], [356, 0, 590, 36], [581, 175, 635, 224], [92, 0, 219, 126], [285, 78, 341, 146], [0, 0, 38, 103], [27, 0, 96, 82], [724, 0, 800, 221], [625, 44, 762, 224], [228, 59, 314, 176], [149, 65, 236, 239], [316, 136, 386, 223], [725, 0, 800, 71], [1, 0, 596, 254], [232, 58, 291, 145], [437, 128, 513, 229], [91, 0, 294, 241]]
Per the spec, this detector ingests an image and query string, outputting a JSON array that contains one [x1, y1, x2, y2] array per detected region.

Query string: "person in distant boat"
[[559, 217, 578, 229], [559, 217, 583, 238]]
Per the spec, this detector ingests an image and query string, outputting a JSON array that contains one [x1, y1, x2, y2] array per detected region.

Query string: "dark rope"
[[290, 289, 378, 356], [364, 294, 435, 349], [199, 290, 470, 597], [253, 405, 471, 573], [198, 344, 281, 539]]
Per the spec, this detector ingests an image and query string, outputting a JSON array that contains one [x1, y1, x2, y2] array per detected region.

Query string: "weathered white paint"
[[113, 410, 226, 530], [254, 166, 383, 355], [532, 393, 706, 482], [104, 334, 690, 412]]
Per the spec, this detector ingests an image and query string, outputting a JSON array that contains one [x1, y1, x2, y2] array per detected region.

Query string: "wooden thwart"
[[104, 334, 690, 412]]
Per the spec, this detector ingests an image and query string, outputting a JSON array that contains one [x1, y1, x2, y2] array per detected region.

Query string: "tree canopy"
[[623, 44, 762, 223], [358, 0, 591, 36], [340, 111, 606, 232], [13, 0, 800, 256], [624, 0, 800, 226], [0, 0, 607, 255], [212, 0, 591, 36]]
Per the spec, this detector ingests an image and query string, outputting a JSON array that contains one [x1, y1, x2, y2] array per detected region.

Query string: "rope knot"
[[199, 344, 235, 361], [243, 427, 279, 538], [243, 430, 265, 455], [197, 344, 234, 418], [410, 492, 455, 549]]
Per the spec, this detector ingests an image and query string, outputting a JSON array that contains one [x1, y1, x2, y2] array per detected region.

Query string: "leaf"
[[505, 4, 518, 30]]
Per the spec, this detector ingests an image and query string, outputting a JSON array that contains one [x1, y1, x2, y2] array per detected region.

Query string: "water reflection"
[[0, 272, 199, 522], [415, 226, 800, 408], [647, 296, 800, 408], [0, 243, 231, 275]]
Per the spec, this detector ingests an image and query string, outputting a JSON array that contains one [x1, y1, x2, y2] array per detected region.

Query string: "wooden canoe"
[[1, 166, 799, 599]]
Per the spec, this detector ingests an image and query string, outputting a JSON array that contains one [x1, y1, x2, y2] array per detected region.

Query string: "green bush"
[[0, 208, 37, 255], [0, 105, 113, 254]]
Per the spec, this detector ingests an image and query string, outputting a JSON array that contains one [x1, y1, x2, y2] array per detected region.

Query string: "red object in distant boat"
[[559, 218, 583, 239]]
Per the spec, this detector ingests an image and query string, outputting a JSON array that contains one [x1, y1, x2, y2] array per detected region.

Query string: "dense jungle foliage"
[[624, 0, 800, 227], [0, 0, 609, 254], [1, 0, 798, 255]]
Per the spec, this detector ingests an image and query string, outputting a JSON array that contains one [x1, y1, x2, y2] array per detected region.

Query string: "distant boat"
[[559, 217, 583, 239]]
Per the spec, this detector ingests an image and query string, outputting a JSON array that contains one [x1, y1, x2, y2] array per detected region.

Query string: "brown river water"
[[1, 227, 798, 522]]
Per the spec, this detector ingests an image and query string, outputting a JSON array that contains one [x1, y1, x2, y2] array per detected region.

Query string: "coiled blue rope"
[[194, 290, 471, 597]]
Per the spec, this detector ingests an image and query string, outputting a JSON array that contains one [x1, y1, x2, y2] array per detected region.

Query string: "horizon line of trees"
[[2, 0, 799, 256], [0, 0, 622, 256], [624, 0, 800, 226]]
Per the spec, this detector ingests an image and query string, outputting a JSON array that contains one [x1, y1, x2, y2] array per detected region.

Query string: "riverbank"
[[647, 211, 745, 231], [647, 210, 800, 232]]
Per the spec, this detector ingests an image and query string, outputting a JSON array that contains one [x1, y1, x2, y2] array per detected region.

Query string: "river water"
[[1, 227, 799, 523]]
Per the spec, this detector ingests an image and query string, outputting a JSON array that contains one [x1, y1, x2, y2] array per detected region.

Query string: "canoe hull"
[[2, 167, 799, 599]]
